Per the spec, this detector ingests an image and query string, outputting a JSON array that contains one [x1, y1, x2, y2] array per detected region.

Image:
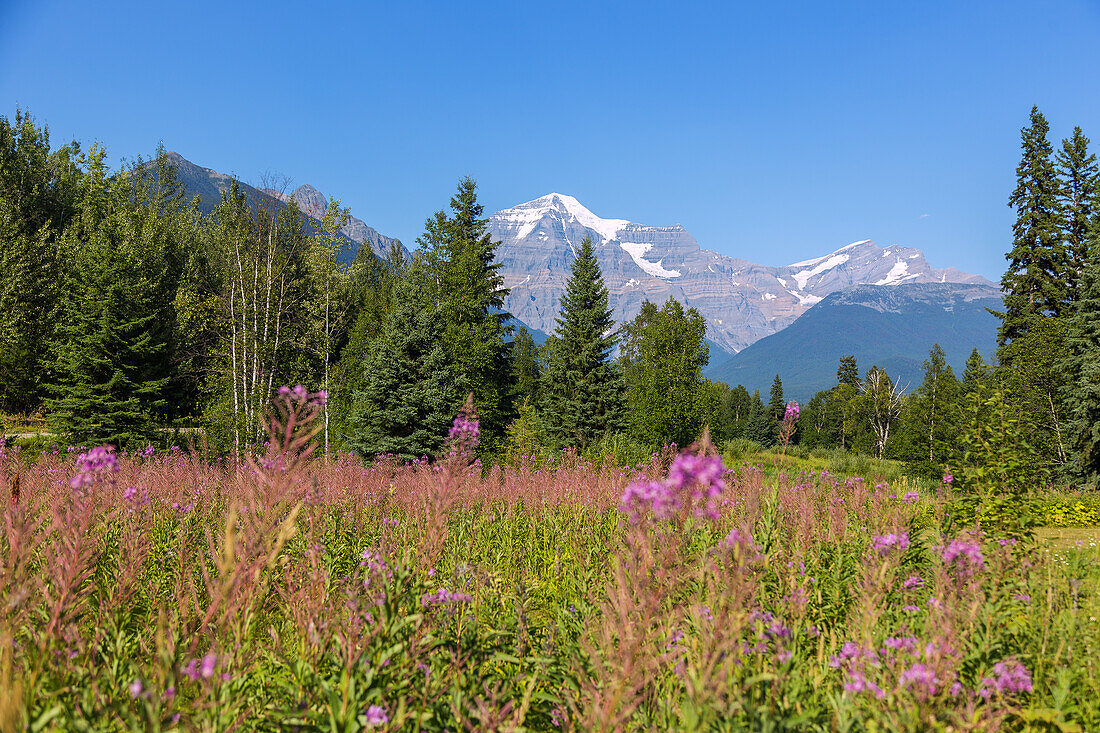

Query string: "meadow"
[[0, 392, 1097, 732]]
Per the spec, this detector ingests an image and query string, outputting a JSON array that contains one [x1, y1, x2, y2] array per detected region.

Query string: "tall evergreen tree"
[[1064, 243, 1100, 483], [511, 327, 541, 406], [742, 390, 774, 446], [900, 344, 961, 477], [1055, 126, 1099, 306], [767, 374, 785, 421], [961, 348, 991, 397], [346, 269, 460, 461], [539, 236, 624, 448], [837, 355, 860, 387], [0, 109, 81, 414], [49, 147, 178, 446], [999, 106, 1069, 348], [419, 178, 512, 445]]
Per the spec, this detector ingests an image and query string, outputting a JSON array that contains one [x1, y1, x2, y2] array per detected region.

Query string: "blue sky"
[[3, 0, 1099, 279]]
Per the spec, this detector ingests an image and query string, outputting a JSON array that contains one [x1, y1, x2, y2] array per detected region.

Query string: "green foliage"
[[1063, 245, 1100, 484], [621, 297, 709, 448], [418, 177, 512, 447], [539, 236, 625, 449], [899, 344, 962, 479], [510, 326, 540, 405], [741, 390, 775, 446], [346, 269, 461, 461], [948, 389, 1047, 539], [1054, 126, 1098, 304], [1000, 106, 1070, 346], [48, 147, 181, 447]]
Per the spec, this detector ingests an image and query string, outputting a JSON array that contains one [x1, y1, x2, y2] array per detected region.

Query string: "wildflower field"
[[0, 395, 1098, 732]]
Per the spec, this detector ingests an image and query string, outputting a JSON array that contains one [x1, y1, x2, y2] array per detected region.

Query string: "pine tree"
[[1064, 245, 1100, 483], [1055, 127, 1099, 306], [0, 109, 80, 414], [49, 147, 177, 446], [901, 344, 961, 477], [511, 327, 541, 405], [767, 374, 785, 421], [742, 390, 774, 446], [540, 236, 625, 448], [837, 355, 860, 387], [419, 178, 512, 445], [346, 270, 460, 461], [961, 348, 990, 397], [999, 106, 1069, 348]]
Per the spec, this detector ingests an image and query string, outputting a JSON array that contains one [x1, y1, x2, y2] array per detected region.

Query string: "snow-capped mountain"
[[489, 193, 993, 355]]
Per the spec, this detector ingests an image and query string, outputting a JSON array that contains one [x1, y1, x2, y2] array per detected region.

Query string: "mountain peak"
[[494, 192, 630, 242]]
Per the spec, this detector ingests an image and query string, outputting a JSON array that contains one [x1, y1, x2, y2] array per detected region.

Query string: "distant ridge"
[[161, 151, 407, 261], [706, 282, 1003, 400]]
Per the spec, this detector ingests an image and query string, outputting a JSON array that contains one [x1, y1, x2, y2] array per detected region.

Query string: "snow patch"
[[625, 278, 640, 287], [788, 240, 871, 268], [791, 252, 850, 289], [790, 291, 823, 306], [620, 241, 682, 278], [762, 292, 777, 301], [875, 260, 916, 285]]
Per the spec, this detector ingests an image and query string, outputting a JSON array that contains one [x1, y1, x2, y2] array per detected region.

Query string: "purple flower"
[[979, 659, 1032, 698], [902, 491, 919, 503], [900, 663, 940, 698], [200, 653, 217, 679], [421, 588, 473, 607], [364, 704, 389, 726], [129, 679, 143, 699], [783, 401, 800, 422], [621, 451, 726, 521], [871, 532, 910, 554], [942, 472, 954, 485], [70, 445, 119, 490], [902, 574, 924, 589], [942, 539, 985, 578], [844, 671, 886, 698], [883, 636, 918, 654]]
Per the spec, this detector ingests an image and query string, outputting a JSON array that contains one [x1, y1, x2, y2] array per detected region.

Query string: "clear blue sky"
[[3, 0, 1099, 279]]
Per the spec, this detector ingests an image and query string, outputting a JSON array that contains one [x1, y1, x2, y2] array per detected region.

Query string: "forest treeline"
[[1, 107, 1099, 486]]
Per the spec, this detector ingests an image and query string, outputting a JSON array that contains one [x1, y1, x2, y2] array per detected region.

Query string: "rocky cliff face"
[[163, 152, 407, 261], [488, 193, 994, 354]]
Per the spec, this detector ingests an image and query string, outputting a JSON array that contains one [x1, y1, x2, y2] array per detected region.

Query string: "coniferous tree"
[[961, 348, 991, 397], [1063, 246, 1100, 483], [0, 110, 80, 414], [419, 178, 512, 445], [1055, 126, 1099, 306], [837, 355, 860, 387], [49, 147, 178, 446], [999, 106, 1069, 348], [621, 297, 708, 448], [540, 236, 624, 448], [511, 327, 541, 406], [742, 390, 774, 446], [346, 269, 460, 461], [767, 374, 785, 420], [900, 344, 961, 477]]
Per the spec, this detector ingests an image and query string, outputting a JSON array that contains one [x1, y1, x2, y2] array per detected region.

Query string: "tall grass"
[[0, 400, 1096, 731]]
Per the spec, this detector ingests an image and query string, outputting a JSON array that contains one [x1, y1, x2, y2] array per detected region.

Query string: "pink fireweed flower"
[[621, 451, 726, 521], [421, 588, 472, 607], [900, 662, 940, 699], [942, 539, 985, 578], [129, 679, 143, 699], [871, 532, 910, 554], [902, 491, 919, 503], [364, 704, 389, 726], [902, 575, 924, 589], [979, 659, 1033, 698], [783, 401, 800, 422], [70, 445, 119, 490], [942, 472, 954, 485]]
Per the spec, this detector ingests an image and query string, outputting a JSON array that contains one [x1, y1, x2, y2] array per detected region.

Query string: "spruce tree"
[[346, 269, 461, 461], [900, 344, 961, 477], [49, 147, 177, 446], [1064, 246, 1100, 483], [961, 348, 990, 397], [837, 355, 860, 387], [742, 390, 774, 446], [540, 236, 625, 448], [511, 327, 541, 405], [767, 374, 785, 421], [1055, 126, 1099, 306], [418, 178, 512, 445], [999, 106, 1069, 349]]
